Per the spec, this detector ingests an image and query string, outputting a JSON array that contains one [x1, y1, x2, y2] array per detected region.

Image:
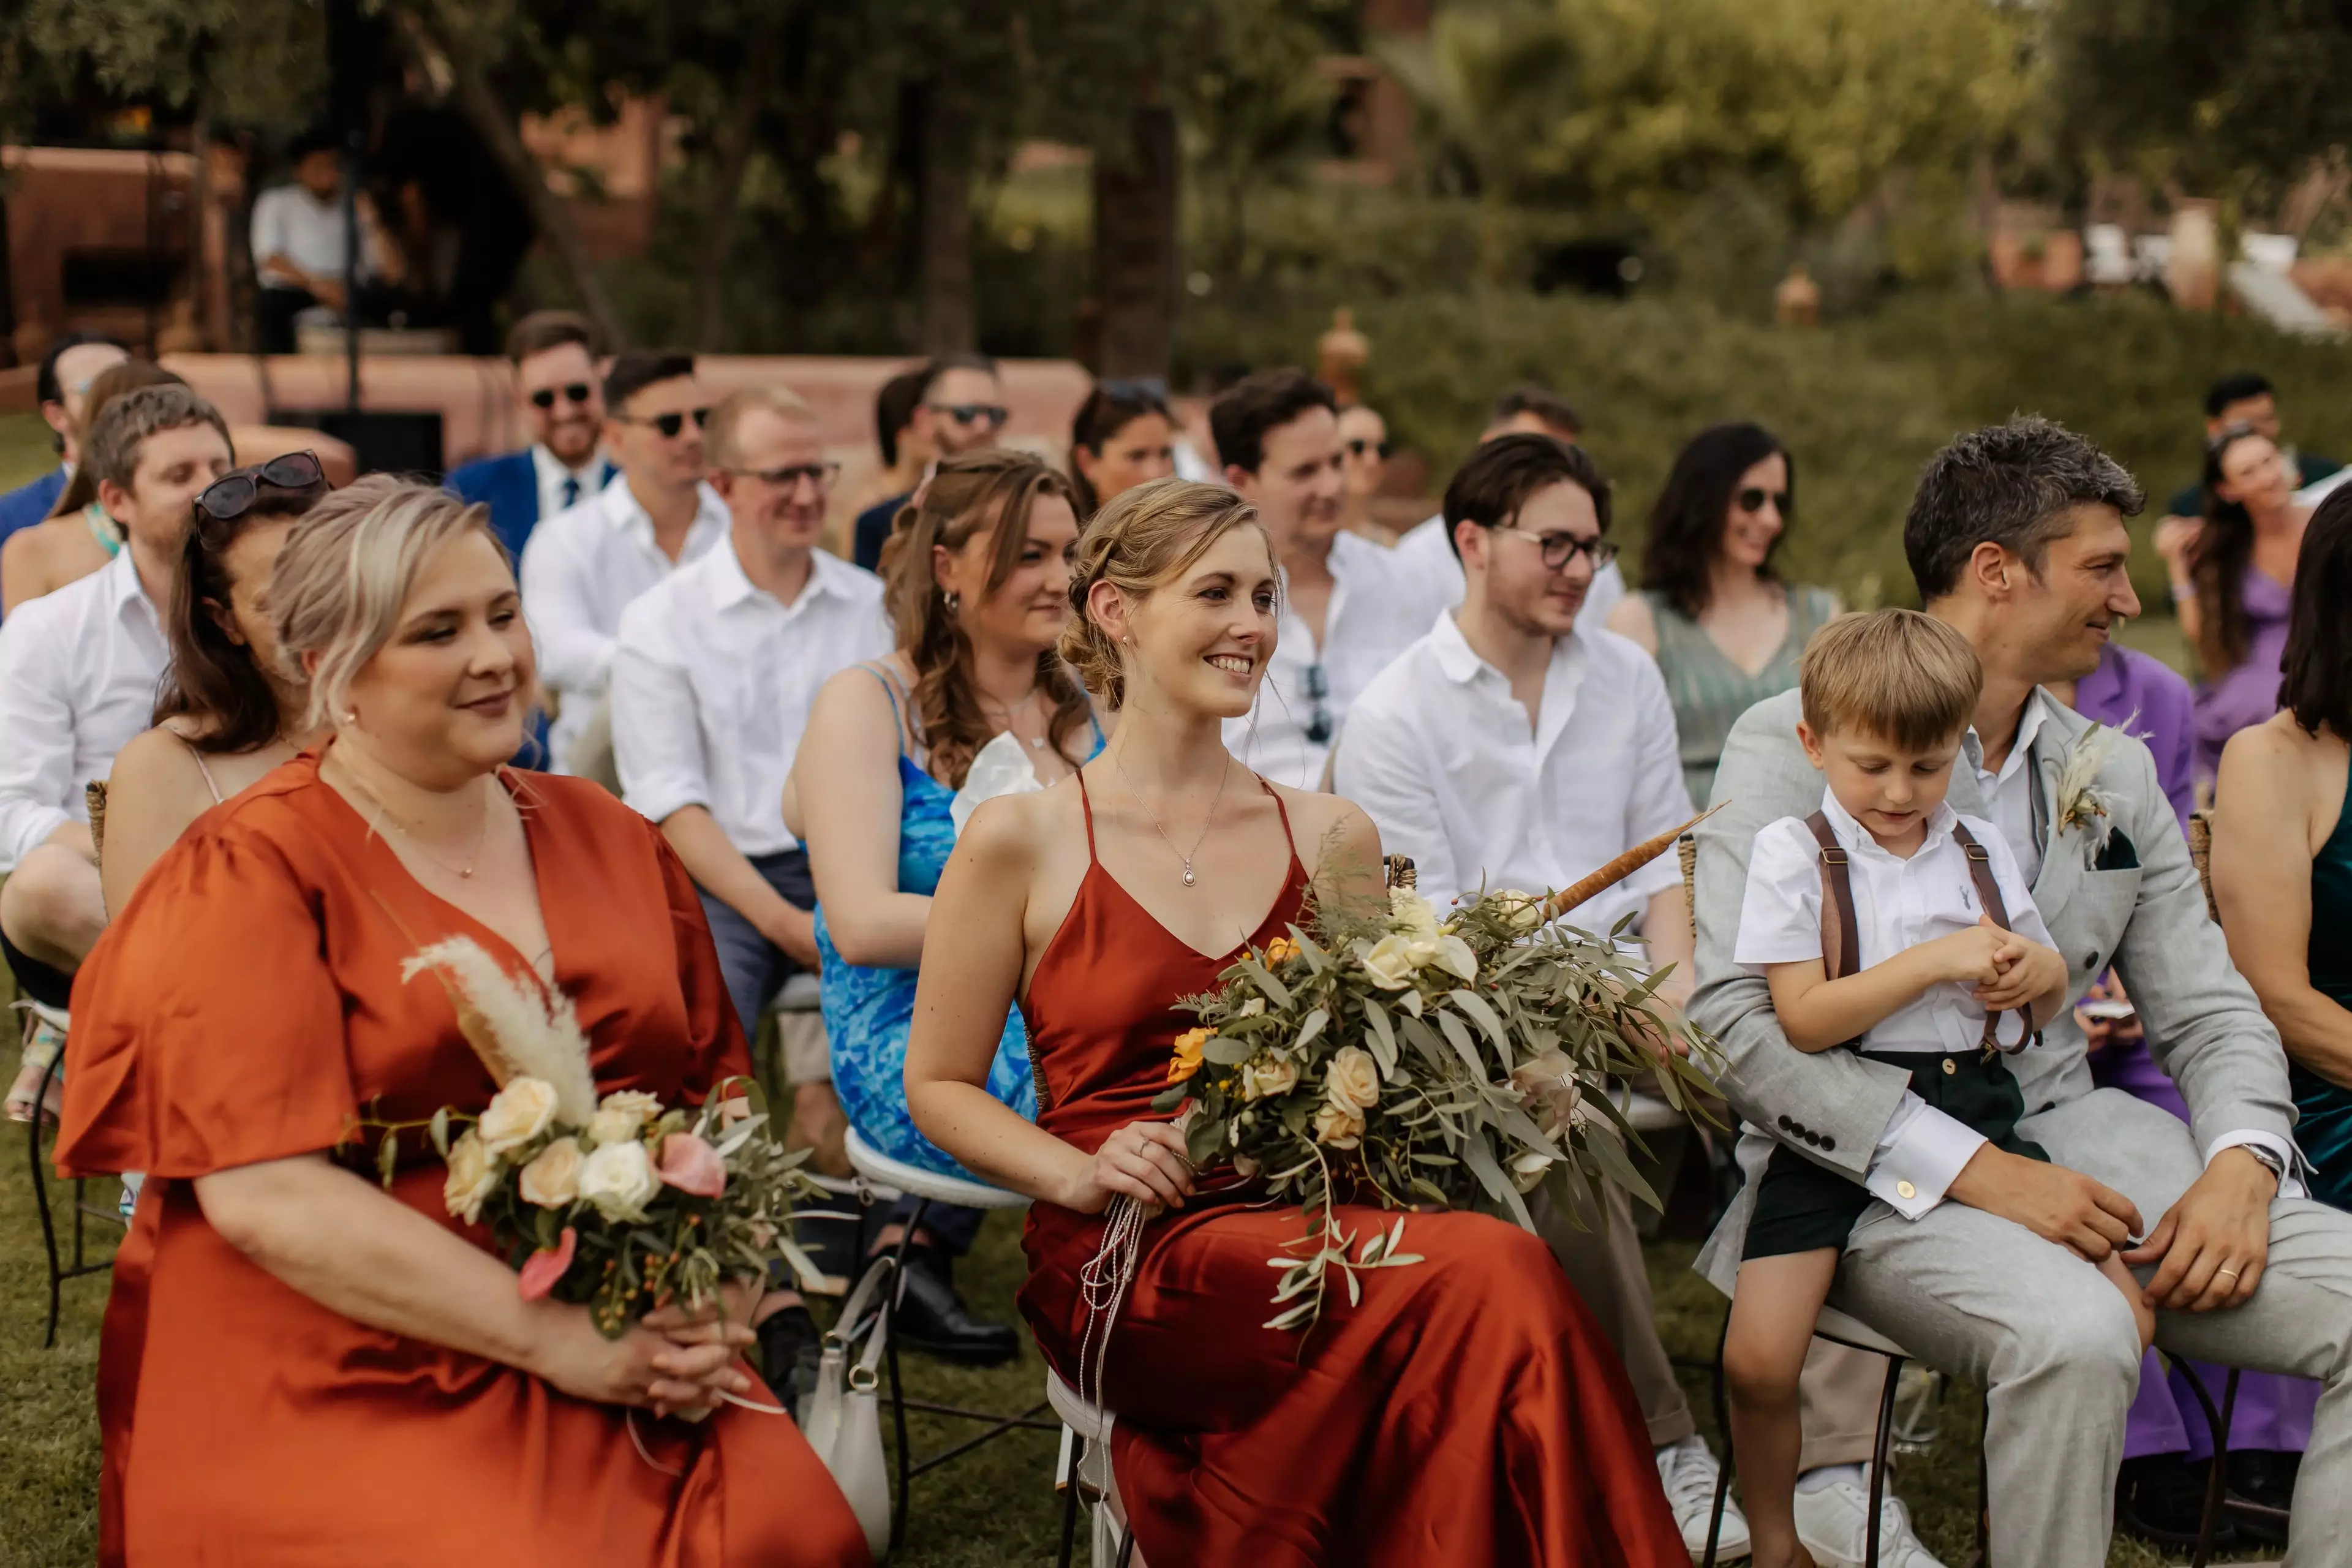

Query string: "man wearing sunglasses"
[[1333, 432, 1748, 1560], [851, 353, 1008, 572], [0, 385, 233, 1112], [0, 332, 130, 565], [519, 349, 727, 780], [447, 312, 617, 559]]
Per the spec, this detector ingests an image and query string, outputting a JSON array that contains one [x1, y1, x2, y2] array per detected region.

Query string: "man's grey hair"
[[1904, 416, 2144, 601], [84, 383, 233, 494]]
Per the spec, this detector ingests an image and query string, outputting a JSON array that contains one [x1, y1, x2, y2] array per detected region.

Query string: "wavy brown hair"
[[879, 450, 1091, 790]]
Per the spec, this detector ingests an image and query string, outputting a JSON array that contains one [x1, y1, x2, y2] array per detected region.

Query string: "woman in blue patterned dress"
[[786, 451, 1097, 1361]]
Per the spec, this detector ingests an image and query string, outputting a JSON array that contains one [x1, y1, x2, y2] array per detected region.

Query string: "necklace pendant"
[[1182, 861, 1196, 887], [460, 867, 474, 878]]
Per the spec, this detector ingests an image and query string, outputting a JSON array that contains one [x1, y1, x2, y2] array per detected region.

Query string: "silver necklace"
[[1109, 748, 1231, 888], [980, 688, 1049, 752], [342, 760, 495, 879]]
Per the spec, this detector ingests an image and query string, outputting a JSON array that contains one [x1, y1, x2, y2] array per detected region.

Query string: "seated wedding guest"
[[1067, 380, 1177, 519], [2, 360, 186, 615], [1607, 422, 1840, 807], [446, 311, 616, 559], [2170, 422, 2310, 787], [1390, 383, 1626, 635], [1333, 432, 1743, 1558], [0, 332, 129, 560], [2152, 371, 2339, 559], [249, 129, 402, 355], [1694, 416, 2352, 1568], [905, 477, 1686, 1567], [838, 368, 928, 531], [1336, 400, 1395, 544], [518, 349, 726, 778], [1213, 369, 1422, 790], [786, 450, 1093, 1366], [851, 353, 1006, 571], [55, 476, 867, 1566], [610, 385, 889, 1339], [0, 385, 232, 1125]]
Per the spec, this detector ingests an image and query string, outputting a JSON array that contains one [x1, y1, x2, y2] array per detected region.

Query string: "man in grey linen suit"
[[1692, 417, 2352, 1567]]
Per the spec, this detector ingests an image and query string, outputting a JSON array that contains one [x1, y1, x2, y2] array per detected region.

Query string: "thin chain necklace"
[[978, 686, 1049, 752], [1109, 745, 1231, 888], [339, 757, 496, 880]]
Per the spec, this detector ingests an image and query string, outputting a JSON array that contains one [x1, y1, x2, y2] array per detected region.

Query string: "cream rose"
[[518, 1136, 586, 1208], [1312, 1101, 1364, 1148], [587, 1107, 644, 1148], [578, 1139, 662, 1221], [476, 1076, 560, 1158], [1389, 887, 1442, 941], [1491, 889, 1547, 934], [442, 1129, 499, 1224], [598, 1089, 664, 1123], [1325, 1046, 1381, 1112], [1240, 1053, 1300, 1101], [1361, 933, 1418, 990]]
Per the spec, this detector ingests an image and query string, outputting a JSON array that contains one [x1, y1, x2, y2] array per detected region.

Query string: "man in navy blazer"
[[0, 333, 130, 557], [447, 311, 615, 558]]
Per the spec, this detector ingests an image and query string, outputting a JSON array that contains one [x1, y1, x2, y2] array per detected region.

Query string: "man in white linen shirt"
[[1332, 432, 1749, 1557], [1210, 369, 1425, 790], [1389, 384, 1625, 641], [0, 385, 232, 1117], [519, 349, 726, 778]]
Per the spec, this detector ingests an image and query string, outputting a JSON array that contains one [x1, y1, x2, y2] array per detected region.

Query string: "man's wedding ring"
[[2215, 1266, 2241, 1281]]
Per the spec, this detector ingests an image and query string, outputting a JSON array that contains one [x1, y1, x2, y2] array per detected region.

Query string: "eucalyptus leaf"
[[1294, 1007, 1330, 1052], [1362, 1000, 1398, 1077], [1203, 1035, 1256, 1065], [1236, 958, 1292, 1009], [1449, 989, 1512, 1059], [1435, 1009, 1487, 1079], [1581, 1126, 1663, 1213], [428, 1107, 451, 1158]]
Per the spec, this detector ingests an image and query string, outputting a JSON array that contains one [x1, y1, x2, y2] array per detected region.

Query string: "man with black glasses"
[[1212, 369, 1424, 790], [448, 312, 617, 557], [851, 353, 1008, 571], [519, 349, 726, 778]]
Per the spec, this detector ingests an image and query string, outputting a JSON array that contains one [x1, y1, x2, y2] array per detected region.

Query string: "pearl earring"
[[341, 709, 360, 726]]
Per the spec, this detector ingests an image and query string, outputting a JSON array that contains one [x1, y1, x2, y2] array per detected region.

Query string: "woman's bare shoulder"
[[1266, 782, 1382, 872], [107, 724, 210, 799]]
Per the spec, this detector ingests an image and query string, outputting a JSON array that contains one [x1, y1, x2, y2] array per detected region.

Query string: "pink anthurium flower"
[[656, 1131, 727, 1199], [518, 1226, 578, 1302]]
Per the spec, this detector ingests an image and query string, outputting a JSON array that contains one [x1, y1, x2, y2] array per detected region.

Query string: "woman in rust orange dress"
[[57, 477, 868, 1567], [905, 479, 1684, 1567]]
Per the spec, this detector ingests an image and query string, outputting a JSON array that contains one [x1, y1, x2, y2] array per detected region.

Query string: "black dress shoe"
[[885, 1243, 1020, 1366], [2226, 1449, 2298, 1547], [2116, 1453, 2236, 1554]]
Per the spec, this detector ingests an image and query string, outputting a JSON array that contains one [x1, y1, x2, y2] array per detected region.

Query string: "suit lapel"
[[2029, 729, 2087, 930]]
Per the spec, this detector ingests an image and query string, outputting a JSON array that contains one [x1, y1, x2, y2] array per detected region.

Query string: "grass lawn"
[[1, 414, 55, 495]]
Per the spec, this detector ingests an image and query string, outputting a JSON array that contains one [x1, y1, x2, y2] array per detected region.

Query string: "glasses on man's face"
[[929, 402, 1009, 428], [1302, 663, 1333, 745], [528, 382, 594, 411], [728, 461, 840, 492], [623, 407, 711, 439], [1735, 486, 1791, 516], [194, 451, 328, 533], [1345, 437, 1391, 460], [1494, 526, 1618, 573]]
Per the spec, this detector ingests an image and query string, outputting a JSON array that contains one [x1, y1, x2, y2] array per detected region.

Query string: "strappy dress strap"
[[857, 662, 916, 760], [1074, 768, 1099, 861], [1257, 774, 1304, 867], [176, 733, 225, 804]]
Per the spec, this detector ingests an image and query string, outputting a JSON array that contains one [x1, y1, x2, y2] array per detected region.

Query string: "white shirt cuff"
[[1, 804, 73, 873], [2203, 1130, 2307, 1200], [1864, 1093, 1988, 1219]]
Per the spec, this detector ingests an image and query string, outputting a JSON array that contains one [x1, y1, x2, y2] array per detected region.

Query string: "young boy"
[[1722, 609, 2154, 1568]]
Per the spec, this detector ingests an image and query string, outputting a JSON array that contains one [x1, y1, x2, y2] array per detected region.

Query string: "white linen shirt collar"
[[1962, 688, 2054, 883], [529, 443, 609, 523]]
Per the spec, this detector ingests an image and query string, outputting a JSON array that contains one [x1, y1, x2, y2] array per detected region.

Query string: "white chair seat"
[[775, 972, 823, 1012], [1613, 1088, 1687, 1135], [1044, 1366, 1115, 1443], [1815, 1304, 1912, 1360], [843, 1125, 1029, 1212]]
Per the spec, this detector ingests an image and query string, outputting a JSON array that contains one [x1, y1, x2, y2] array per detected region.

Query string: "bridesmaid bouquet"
[[364, 937, 825, 1339], [1153, 811, 1721, 1331]]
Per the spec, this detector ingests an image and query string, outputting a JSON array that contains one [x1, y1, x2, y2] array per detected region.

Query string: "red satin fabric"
[[58, 753, 869, 1568], [1018, 778, 1686, 1567]]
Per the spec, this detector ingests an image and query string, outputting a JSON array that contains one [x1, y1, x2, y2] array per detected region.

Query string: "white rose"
[[1429, 933, 1478, 982], [578, 1139, 662, 1221], [442, 1129, 499, 1224], [1240, 1054, 1300, 1101], [1324, 1046, 1381, 1112], [598, 1089, 664, 1125], [518, 1136, 586, 1208], [1361, 933, 1419, 990], [1389, 887, 1442, 941], [1312, 1100, 1364, 1148], [587, 1107, 644, 1148], [477, 1077, 560, 1158], [1491, 889, 1547, 934]]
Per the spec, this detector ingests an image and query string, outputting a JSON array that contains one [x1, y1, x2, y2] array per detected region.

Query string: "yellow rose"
[[1389, 888, 1442, 941], [1361, 933, 1419, 990], [1491, 889, 1547, 934], [1240, 1053, 1300, 1101], [518, 1136, 586, 1208], [442, 1129, 499, 1224], [1262, 935, 1300, 966], [1324, 1046, 1382, 1112], [1312, 1101, 1364, 1148], [1169, 1027, 1213, 1083], [477, 1076, 560, 1158]]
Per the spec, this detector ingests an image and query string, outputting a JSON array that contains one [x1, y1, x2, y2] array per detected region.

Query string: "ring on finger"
[[2215, 1265, 2241, 1283]]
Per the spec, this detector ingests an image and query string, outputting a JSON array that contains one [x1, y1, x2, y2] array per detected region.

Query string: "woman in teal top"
[[2211, 482, 2352, 1208], [1606, 423, 1838, 805]]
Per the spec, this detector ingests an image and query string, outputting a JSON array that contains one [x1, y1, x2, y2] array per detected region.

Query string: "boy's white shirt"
[[1734, 787, 2056, 1219]]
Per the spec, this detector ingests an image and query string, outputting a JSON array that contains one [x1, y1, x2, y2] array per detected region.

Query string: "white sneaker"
[[1656, 1436, 1751, 1562], [1790, 1470, 1948, 1568]]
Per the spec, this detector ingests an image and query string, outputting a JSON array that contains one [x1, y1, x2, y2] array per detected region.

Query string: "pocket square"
[[2093, 830, 2138, 872]]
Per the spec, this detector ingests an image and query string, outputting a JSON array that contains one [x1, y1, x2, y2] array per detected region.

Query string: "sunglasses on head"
[[1302, 663, 1333, 745], [1736, 486, 1791, 515], [929, 402, 1009, 427], [194, 451, 328, 529], [528, 382, 594, 410], [1346, 438, 1392, 460], [624, 407, 711, 439]]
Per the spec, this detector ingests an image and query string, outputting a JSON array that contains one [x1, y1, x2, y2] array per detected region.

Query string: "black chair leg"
[[29, 1044, 64, 1348], [2172, 1360, 2241, 1568], [1867, 1354, 1903, 1568], [881, 1196, 929, 1553], [1703, 1307, 1734, 1568], [1057, 1431, 1085, 1568]]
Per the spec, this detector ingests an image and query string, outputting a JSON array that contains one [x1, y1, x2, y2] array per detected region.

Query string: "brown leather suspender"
[[1804, 812, 2028, 1054]]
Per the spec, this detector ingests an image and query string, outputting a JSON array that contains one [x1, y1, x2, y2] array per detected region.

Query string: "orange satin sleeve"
[[58, 823, 358, 1181], [649, 820, 752, 1101]]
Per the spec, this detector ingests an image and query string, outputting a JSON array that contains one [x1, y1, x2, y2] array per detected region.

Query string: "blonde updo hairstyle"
[[1060, 477, 1267, 711], [270, 474, 513, 731]]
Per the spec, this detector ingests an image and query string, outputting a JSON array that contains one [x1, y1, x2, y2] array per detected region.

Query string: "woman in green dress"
[[1607, 423, 1838, 805]]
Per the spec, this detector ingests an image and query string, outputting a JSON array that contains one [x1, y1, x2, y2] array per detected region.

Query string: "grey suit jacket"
[[1689, 687, 2299, 1281]]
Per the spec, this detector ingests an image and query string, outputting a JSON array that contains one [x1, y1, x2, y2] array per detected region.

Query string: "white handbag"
[[801, 1255, 894, 1555]]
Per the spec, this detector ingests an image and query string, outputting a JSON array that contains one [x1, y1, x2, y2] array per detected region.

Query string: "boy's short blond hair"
[[1799, 608, 1983, 751]]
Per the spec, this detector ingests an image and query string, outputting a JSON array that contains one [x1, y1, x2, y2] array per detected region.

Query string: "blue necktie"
[[560, 476, 581, 510]]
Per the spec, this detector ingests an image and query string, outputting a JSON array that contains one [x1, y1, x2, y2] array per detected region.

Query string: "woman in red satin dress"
[[57, 478, 867, 1567], [906, 478, 1684, 1566]]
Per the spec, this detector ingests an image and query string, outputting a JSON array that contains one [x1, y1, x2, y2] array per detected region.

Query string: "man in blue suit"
[[446, 311, 615, 558], [0, 333, 130, 557]]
